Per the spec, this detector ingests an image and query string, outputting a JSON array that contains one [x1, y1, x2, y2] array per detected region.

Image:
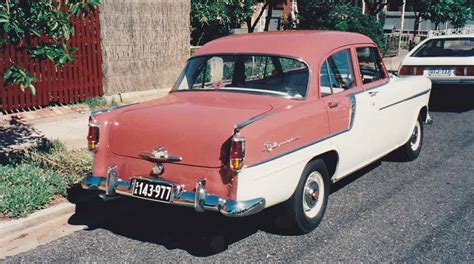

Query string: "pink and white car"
[[83, 31, 431, 234]]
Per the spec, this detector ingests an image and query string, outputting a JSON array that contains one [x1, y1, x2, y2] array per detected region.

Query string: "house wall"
[[99, 0, 190, 95]]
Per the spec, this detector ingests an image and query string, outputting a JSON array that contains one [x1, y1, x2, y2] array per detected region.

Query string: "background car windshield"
[[173, 55, 309, 98], [412, 38, 474, 57]]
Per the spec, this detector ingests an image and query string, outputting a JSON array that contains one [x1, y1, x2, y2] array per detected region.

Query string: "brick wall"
[[100, 0, 190, 95]]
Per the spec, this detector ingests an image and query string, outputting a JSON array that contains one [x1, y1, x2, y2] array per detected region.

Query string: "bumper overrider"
[[81, 166, 265, 217]]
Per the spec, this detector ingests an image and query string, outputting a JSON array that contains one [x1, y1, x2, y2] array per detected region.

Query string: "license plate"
[[131, 178, 173, 203], [427, 68, 454, 77]]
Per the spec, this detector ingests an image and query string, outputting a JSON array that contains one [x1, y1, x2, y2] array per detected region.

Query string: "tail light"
[[229, 135, 245, 172], [455, 66, 474, 76], [87, 121, 100, 152], [399, 66, 424, 76]]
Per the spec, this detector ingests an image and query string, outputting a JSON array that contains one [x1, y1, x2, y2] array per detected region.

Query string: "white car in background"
[[398, 34, 474, 85]]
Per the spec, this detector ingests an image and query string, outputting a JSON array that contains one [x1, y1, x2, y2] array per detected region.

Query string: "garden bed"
[[0, 140, 92, 218]]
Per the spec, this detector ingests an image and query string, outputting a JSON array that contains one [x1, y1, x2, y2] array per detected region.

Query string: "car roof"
[[193, 30, 375, 65], [426, 34, 474, 40]]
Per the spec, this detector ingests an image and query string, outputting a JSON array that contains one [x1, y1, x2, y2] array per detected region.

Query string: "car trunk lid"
[[108, 92, 273, 168]]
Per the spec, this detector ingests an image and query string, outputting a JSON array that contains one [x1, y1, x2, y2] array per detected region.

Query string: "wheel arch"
[[419, 105, 428, 122], [308, 150, 339, 180]]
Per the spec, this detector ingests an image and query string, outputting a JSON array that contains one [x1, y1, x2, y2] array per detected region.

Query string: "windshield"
[[172, 55, 309, 99], [412, 38, 474, 57]]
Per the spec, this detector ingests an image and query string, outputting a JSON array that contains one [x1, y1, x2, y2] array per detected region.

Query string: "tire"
[[283, 159, 330, 235], [398, 116, 424, 161]]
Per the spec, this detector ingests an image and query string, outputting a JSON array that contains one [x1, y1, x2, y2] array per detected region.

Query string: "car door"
[[320, 48, 373, 177], [354, 46, 394, 157]]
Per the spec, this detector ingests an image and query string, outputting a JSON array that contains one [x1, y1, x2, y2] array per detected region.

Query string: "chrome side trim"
[[348, 93, 357, 130], [379, 89, 430, 111], [81, 172, 265, 217], [248, 128, 349, 168], [234, 111, 272, 133]]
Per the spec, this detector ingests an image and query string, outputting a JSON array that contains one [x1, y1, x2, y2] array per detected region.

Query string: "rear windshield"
[[412, 38, 474, 57], [173, 55, 309, 99]]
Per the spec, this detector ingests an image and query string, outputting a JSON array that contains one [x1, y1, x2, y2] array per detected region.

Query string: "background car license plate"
[[131, 178, 173, 203], [427, 68, 453, 77]]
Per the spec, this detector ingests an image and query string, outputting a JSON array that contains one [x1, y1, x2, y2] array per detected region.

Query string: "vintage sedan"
[[83, 31, 432, 234], [399, 34, 474, 85]]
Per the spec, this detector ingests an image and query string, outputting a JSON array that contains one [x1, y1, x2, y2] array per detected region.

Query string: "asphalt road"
[[6, 87, 474, 263]]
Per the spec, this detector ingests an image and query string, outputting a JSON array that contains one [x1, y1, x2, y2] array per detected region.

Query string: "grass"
[[0, 140, 92, 218], [83, 96, 118, 110]]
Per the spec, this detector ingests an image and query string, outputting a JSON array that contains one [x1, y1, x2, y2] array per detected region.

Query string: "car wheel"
[[399, 117, 424, 161], [283, 159, 330, 235]]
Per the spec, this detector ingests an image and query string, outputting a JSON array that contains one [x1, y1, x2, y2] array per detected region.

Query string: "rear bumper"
[[81, 166, 265, 217], [430, 78, 474, 85]]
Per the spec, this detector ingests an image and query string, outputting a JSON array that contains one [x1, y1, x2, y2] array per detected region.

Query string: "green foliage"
[[83, 96, 118, 109], [21, 140, 93, 185], [4, 64, 38, 95], [298, 1, 386, 53], [411, 0, 472, 29], [191, 0, 255, 45], [1, 140, 93, 217], [448, 0, 472, 28], [0, 164, 67, 217], [0, 0, 101, 95]]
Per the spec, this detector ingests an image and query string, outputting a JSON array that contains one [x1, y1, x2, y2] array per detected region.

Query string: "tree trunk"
[[246, 18, 254, 33], [264, 3, 274, 31], [249, 3, 268, 33], [413, 15, 420, 39]]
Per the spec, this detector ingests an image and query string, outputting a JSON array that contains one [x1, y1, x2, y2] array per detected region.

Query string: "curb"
[[0, 202, 76, 238]]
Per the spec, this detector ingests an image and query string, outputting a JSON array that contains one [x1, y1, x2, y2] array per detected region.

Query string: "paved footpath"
[[4, 89, 474, 263]]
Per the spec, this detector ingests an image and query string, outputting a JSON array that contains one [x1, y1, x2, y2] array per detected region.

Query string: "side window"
[[356, 47, 387, 84], [320, 49, 355, 97]]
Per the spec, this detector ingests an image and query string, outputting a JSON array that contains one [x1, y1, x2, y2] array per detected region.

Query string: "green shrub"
[[83, 96, 108, 109], [0, 164, 67, 217], [298, 1, 387, 53], [0, 140, 92, 217], [20, 140, 93, 185]]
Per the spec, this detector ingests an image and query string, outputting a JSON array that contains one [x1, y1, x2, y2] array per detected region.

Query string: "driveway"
[[5, 87, 474, 263]]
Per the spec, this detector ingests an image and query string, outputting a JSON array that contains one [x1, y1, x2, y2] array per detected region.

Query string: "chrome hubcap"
[[410, 121, 421, 151], [302, 171, 324, 218]]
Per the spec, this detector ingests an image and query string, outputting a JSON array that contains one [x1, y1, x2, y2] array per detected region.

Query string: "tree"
[[363, 0, 388, 17], [410, 0, 431, 38], [0, 0, 101, 95], [191, 0, 255, 45], [448, 0, 472, 28], [419, 0, 472, 30], [245, 0, 287, 33], [298, 1, 387, 53]]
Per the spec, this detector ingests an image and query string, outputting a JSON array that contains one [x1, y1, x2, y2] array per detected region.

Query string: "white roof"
[[427, 34, 474, 40]]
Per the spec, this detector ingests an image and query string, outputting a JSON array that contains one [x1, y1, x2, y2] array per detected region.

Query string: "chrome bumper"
[[81, 167, 265, 217]]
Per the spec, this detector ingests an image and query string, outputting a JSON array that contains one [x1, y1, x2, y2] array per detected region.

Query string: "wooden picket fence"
[[0, 10, 103, 113]]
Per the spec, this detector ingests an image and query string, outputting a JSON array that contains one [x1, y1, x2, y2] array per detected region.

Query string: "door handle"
[[328, 102, 339, 109], [368, 91, 379, 97]]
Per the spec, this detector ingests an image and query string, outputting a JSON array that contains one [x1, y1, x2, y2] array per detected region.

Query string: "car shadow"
[[429, 85, 474, 113], [67, 185, 266, 257], [67, 160, 384, 257]]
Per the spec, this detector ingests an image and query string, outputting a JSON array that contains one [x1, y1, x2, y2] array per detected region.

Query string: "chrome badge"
[[152, 147, 169, 159], [263, 137, 299, 152]]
